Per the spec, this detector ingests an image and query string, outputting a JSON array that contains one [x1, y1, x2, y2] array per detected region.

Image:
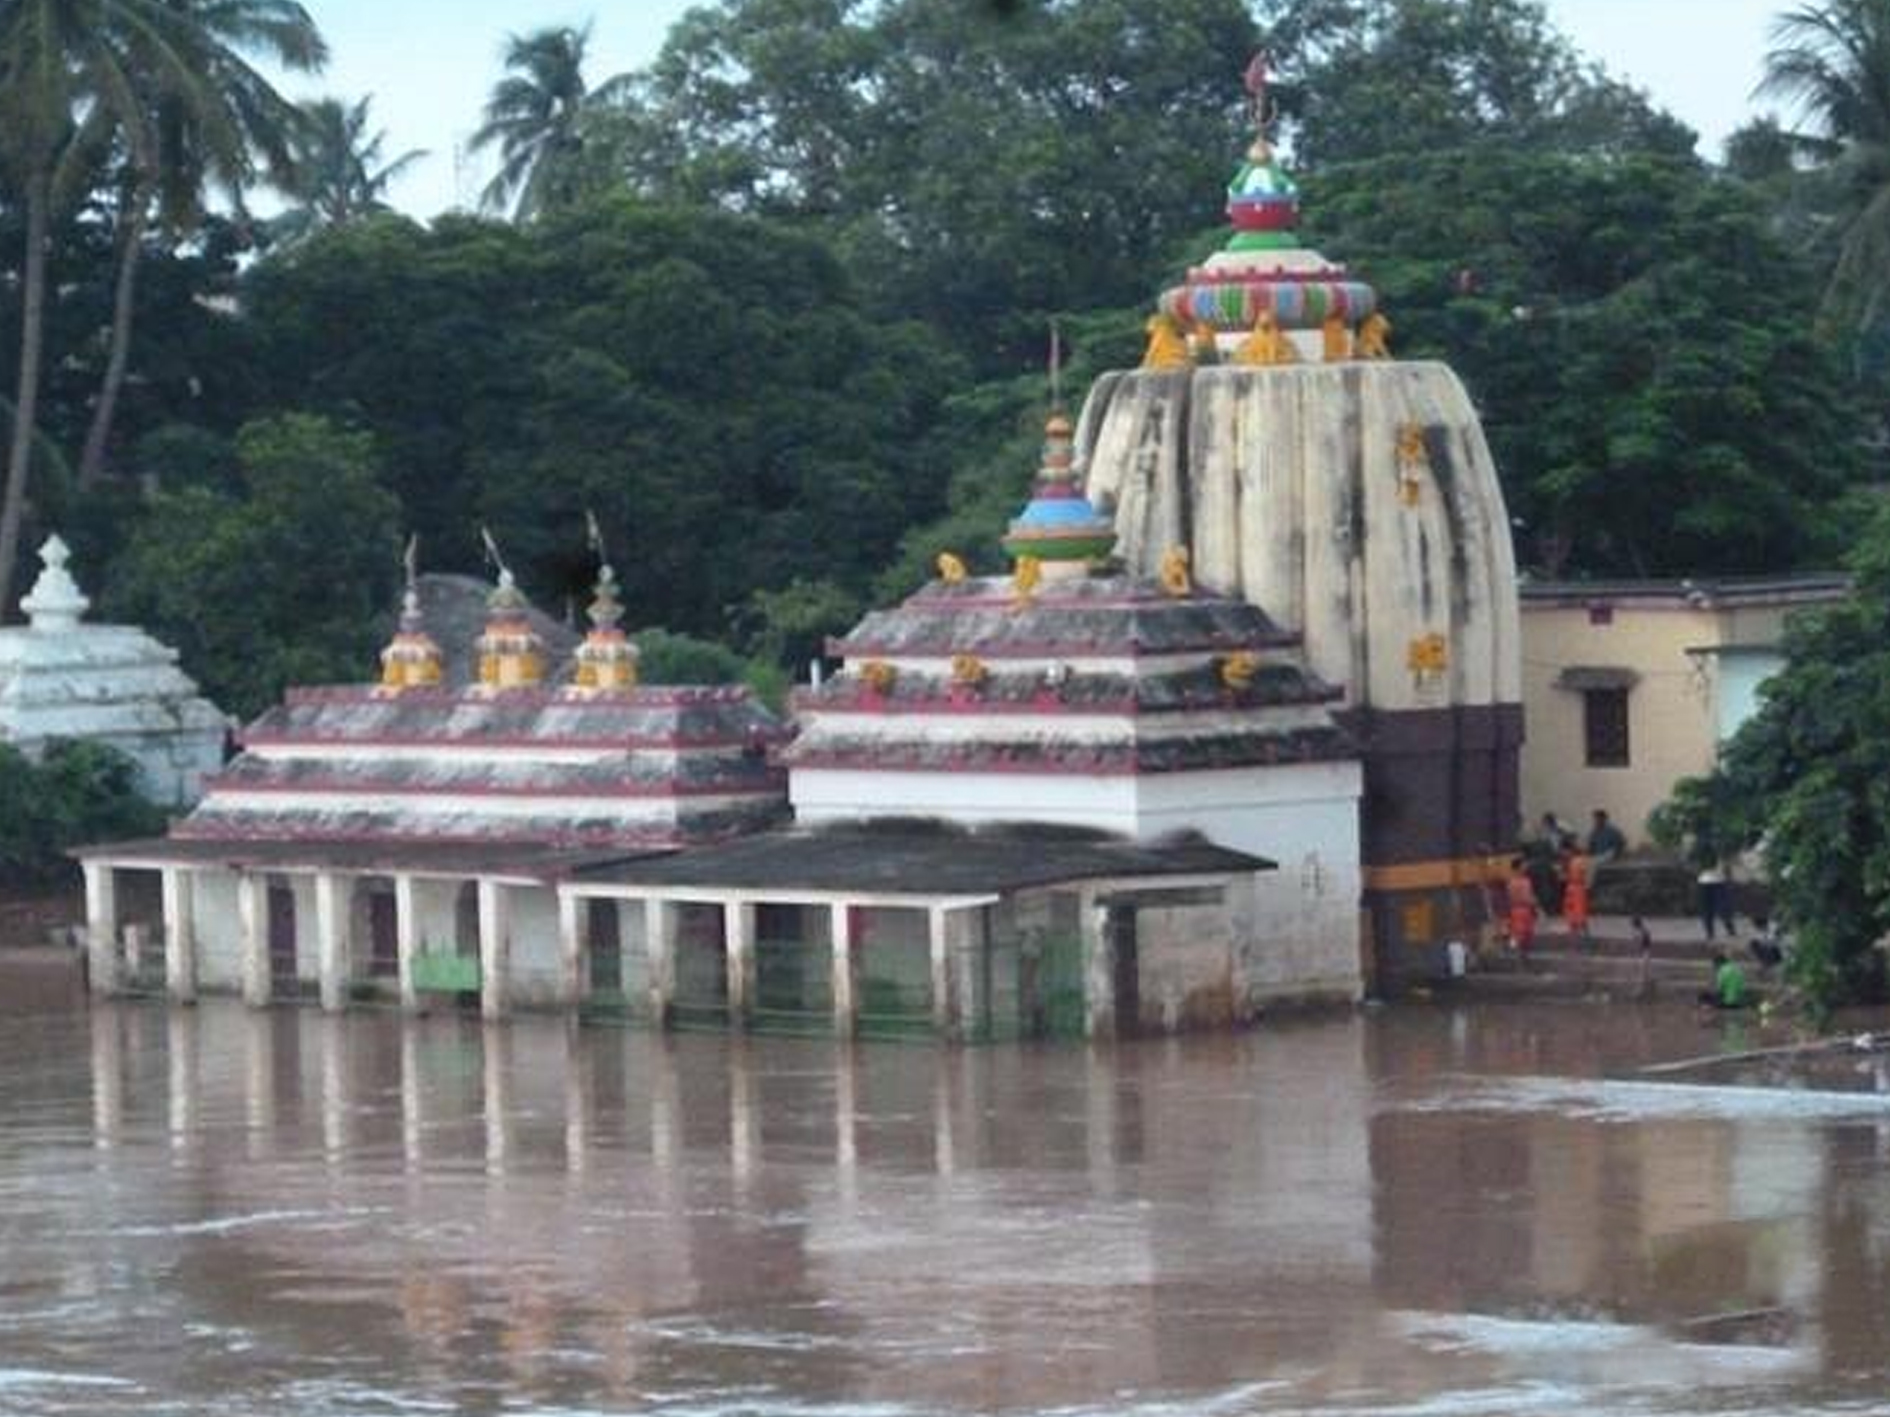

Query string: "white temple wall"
[[792, 768, 1139, 834], [1135, 765, 1364, 1003]]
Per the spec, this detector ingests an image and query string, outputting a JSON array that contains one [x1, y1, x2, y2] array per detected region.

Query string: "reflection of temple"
[[69, 1001, 1888, 1410]]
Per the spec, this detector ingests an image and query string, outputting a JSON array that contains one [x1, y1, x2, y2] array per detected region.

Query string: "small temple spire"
[[378, 536, 443, 692], [20, 535, 90, 633], [474, 534, 546, 691], [1244, 50, 1275, 161], [1000, 328, 1117, 580], [570, 515, 639, 694]]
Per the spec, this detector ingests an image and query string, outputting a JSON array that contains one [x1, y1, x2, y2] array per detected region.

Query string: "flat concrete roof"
[[569, 828, 1271, 897]]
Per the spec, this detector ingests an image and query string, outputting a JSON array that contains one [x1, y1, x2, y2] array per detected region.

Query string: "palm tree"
[[267, 96, 427, 247], [1760, 0, 1890, 331], [76, 0, 325, 488], [471, 24, 614, 220], [0, 0, 186, 606]]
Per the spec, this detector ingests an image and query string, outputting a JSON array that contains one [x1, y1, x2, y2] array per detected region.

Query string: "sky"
[[292, 0, 1794, 218]]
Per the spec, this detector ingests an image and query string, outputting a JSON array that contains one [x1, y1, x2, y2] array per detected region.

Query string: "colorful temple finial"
[[474, 536, 545, 690], [1154, 56, 1379, 360], [378, 536, 443, 693], [1002, 328, 1117, 578], [570, 543, 640, 695]]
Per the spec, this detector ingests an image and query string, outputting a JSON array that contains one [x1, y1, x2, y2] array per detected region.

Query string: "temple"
[[1081, 57, 1523, 987], [0, 535, 226, 805], [78, 403, 1365, 1036]]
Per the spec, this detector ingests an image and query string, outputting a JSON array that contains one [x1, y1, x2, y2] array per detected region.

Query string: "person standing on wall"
[[1697, 860, 1736, 941]]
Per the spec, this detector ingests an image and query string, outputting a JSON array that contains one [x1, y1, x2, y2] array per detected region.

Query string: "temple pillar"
[[314, 872, 349, 1013], [830, 903, 859, 1040], [557, 892, 585, 1009], [477, 879, 511, 1021], [237, 873, 271, 1008], [928, 906, 960, 1040], [724, 901, 756, 1028], [81, 861, 120, 997], [1081, 894, 1116, 1043], [160, 867, 197, 1004], [394, 874, 421, 1014], [644, 899, 677, 1027]]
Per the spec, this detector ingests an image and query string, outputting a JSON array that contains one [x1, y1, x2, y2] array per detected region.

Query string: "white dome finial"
[[20, 535, 90, 632]]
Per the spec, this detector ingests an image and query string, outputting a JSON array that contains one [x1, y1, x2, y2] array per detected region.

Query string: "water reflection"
[[0, 1000, 1878, 1415]]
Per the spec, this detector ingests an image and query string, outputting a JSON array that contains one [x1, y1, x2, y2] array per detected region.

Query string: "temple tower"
[[1079, 60, 1523, 984]]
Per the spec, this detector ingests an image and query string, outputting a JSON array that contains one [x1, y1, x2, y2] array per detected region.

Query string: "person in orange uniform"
[[1562, 849, 1592, 947], [1505, 857, 1539, 958]]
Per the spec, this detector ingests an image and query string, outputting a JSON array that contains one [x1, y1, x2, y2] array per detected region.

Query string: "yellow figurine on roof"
[[1236, 310, 1296, 367], [1187, 317, 1221, 366], [1012, 554, 1042, 604], [1322, 313, 1352, 363], [936, 551, 968, 583], [1159, 545, 1192, 597], [1142, 312, 1192, 370], [1357, 312, 1393, 360]]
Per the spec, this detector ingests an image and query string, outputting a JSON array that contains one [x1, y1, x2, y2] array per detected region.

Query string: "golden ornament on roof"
[[936, 551, 968, 584], [1220, 651, 1261, 690], [1160, 545, 1193, 597]]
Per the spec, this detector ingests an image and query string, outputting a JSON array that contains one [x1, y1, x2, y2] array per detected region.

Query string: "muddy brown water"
[[1, 998, 1887, 1416]]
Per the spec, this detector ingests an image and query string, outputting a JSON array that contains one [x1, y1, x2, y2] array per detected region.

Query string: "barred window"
[[1583, 687, 1631, 768]]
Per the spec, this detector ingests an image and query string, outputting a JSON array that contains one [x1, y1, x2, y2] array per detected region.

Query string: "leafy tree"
[[76, 0, 326, 488], [1256, 0, 1696, 167], [103, 413, 401, 717], [241, 198, 961, 643], [0, 740, 164, 884], [1652, 504, 1890, 1007], [266, 96, 426, 248], [609, 0, 1259, 366], [471, 24, 624, 220], [1759, 0, 1890, 333], [1306, 149, 1865, 575]]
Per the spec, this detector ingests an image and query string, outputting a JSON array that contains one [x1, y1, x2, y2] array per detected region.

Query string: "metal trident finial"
[[1048, 319, 1064, 410], [402, 534, 419, 591], [479, 526, 509, 577]]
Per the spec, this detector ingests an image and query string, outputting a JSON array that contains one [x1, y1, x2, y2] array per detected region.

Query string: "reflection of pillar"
[[477, 879, 511, 1021], [314, 873, 348, 1013], [237, 873, 271, 1008], [830, 903, 859, 1040], [929, 906, 954, 1039], [724, 901, 756, 1028], [557, 892, 585, 1009], [394, 874, 421, 1013], [161, 868, 197, 1003], [319, 1014, 348, 1164], [90, 1005, 122, 1151], [729, 1037, 759, 1195], [934, 1051, 957, 1177], [563, 1021, 590, 1174], [82, 861, 120, 996], [242, 1008, 275, 1159], [1082, 896, 1116, 1043], [400, 1025, 423, 1171], [1085, 1045, 1118, 1193], [645, 899, 677, 1027], [483, 1028, 512, 1176], [834, 1045, 859, 1208], [166, 1008, 198, 1156], [648, 1037, 682, 1185]]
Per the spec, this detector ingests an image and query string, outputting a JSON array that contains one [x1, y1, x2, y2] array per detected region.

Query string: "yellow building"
[[1519, 575, 1849, 842]]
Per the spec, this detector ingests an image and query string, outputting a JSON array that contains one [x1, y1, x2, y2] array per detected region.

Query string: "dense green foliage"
[[0, 0, 1881, 731], [0, 741, 165, 884], [1308, 150, 1864, 576], [103, 414, 401, 718], [237, 200, 959, 642], [1653, 508, 1890, 1006]]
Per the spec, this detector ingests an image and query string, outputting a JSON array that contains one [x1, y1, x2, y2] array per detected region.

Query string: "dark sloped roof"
[[74, 835, 660, 881], [830, 575, 1301, 659], [569, 826, 1270, 896], [783, 726, 1354, 775], [793, 660, 1339, 714], [242, 685, 786, 748]]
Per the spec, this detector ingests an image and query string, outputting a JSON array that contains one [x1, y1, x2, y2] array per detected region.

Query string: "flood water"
[[2, 999, 1889, 1417]]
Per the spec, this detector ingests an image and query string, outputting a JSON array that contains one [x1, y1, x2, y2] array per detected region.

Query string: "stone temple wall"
[[1081, 359, 1526, 984]]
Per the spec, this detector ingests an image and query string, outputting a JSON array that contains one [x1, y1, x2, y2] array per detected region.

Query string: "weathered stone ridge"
[[1080, 360, 1522, 718]]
